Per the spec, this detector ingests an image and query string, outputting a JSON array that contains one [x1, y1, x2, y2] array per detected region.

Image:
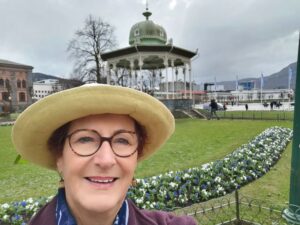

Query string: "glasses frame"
[[66, 129, 138, 158]]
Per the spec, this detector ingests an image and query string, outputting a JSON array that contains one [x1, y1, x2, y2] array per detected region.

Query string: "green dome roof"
[[129, 9, 167, 46]]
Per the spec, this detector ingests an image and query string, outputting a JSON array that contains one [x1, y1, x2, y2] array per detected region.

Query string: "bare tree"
[[67, 15, 117, 83]]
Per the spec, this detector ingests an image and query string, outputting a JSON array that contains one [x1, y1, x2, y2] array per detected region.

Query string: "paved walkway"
[[0, 121, 15, 126]]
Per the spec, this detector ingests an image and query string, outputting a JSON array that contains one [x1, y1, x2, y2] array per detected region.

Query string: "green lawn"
[[0, 119, 293, 204]]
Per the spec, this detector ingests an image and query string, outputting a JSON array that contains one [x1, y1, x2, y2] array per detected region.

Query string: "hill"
[[218, 62, 297, 90], [30, 72, 62, 82]]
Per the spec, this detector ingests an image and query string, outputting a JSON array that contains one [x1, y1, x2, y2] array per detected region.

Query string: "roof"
[[0, 59, 33, 70], [129, 8, 167, 46], [101, 45, 197, 60]]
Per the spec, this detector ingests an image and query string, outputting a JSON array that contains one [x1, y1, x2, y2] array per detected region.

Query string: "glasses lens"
[[69, 130, 100, 156], [111, 132, 138, 157]]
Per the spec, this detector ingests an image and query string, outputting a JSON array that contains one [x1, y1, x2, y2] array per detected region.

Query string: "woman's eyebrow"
[[112, 129, 136, 135]]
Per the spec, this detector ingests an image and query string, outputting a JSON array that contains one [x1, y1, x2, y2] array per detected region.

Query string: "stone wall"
[[160, 99, 192, 111]]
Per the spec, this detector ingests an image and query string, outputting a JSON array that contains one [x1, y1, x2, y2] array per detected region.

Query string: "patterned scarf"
[[55, 188, 128, 225]]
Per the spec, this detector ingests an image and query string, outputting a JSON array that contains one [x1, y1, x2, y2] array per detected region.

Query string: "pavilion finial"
[[143, 0, 152, 20]]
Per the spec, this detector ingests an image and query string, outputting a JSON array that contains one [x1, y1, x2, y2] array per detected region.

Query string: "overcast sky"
[[0, 0, 299, 83]]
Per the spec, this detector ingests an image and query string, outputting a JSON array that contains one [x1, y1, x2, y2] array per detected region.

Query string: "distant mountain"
[[29, 72, 83, 88], [30, 72, 62, 82], [218, 62, 297, 90]]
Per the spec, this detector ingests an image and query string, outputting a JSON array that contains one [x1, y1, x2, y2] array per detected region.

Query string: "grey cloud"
[[0, 0, 299, 82]]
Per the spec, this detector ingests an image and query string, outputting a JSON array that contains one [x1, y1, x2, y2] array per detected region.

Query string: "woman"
[[12, 84, 196, 225]]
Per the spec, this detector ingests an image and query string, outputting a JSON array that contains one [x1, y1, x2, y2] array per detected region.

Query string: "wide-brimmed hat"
[[12, 84, 175, 170]]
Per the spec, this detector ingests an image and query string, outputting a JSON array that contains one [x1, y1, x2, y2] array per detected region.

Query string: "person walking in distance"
[[209, 99, 220, 120]]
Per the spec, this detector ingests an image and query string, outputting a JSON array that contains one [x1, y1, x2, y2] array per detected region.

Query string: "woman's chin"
[[79, 194, 124, 214]]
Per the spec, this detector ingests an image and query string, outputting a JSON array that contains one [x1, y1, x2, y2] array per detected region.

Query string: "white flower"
[[2, 214, 9, 220], [1, 203, 9, 209], [214, 176, 221, 183], [136, 198, 143, 204], [169, 182, 177, 188]]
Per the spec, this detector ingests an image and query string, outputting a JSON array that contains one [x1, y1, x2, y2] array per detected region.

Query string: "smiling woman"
[[11, 84, 196, 225]]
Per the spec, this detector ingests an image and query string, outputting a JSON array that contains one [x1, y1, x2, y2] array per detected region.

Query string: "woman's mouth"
[[86, 177, 117, 183], [85, 177, 118, 189]]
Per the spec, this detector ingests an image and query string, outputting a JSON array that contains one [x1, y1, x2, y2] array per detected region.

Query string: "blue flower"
[[21, 201, 27, 207]]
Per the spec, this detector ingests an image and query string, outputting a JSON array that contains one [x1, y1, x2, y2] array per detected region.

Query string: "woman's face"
[[56, 114, 138, 215]]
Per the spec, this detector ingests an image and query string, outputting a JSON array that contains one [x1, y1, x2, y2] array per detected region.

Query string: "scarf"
[[55, 188, 128, 225]]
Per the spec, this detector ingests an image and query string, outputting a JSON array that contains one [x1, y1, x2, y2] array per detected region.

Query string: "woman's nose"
[[92, 140, 117, 168]]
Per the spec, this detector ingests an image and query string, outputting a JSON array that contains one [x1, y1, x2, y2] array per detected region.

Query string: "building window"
[[0, 79, 3, 87], [2, 92, 9, 101], [160, 30, 164, 37], [22, 80, 26, 88], [134, 29, 139, 36], [19, 92, 26, 102], [17, 80, 21, 88], [5, 79, 10, 89]]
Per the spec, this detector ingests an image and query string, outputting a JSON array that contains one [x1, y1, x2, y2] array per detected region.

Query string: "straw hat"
[[12, 84, 175, 170]]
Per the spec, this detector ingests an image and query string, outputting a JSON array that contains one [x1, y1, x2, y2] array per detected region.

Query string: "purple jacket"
[[29, 197, 197, 225]]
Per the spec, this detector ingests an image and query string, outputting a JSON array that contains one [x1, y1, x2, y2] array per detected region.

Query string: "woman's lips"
[[85, 176, 118, 189]]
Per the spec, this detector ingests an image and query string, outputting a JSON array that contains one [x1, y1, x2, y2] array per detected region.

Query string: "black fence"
[[174, 191, 300, 225], [216, 111, 294, 121]]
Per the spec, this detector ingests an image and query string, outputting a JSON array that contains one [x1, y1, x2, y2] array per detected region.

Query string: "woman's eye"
[[114, 138, 130, 145], [77, 136, 94, 143]]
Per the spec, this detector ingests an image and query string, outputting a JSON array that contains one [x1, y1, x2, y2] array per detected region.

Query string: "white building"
[[205, 88, 294, 103], [33, 79, 62, 101], [207, 84, 225, 92]]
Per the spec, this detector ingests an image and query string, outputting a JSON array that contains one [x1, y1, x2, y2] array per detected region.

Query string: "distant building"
[[0, 59, 33, 112], [33, 79, 63, 101], [207, 84, 224, 92], [230, 89, 293, 102], [205, 88, 293, 103], [239, 81, 255, 90]]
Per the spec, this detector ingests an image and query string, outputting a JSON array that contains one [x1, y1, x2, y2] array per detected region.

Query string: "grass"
[[0, 119, 293, 205], [239, 141, 292, 204]]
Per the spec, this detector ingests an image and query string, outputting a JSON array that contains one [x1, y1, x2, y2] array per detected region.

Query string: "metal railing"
[[217, 111, 293, 121], [174, 191, 300, 225]]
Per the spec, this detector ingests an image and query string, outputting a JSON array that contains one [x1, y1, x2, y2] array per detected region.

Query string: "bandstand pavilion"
[[101, 7, 197, 110]]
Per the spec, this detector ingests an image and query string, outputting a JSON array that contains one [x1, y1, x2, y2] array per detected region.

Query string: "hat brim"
[[12, 84, 175, 170]]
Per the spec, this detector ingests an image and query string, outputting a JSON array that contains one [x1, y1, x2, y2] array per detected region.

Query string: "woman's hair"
[[47, 118, 147, 158]]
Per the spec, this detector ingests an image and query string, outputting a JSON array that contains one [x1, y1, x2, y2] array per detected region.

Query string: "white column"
[[183, 65, 187, 98], [159, 70, 162, 89], [130, 60, 134, 88], [175, 67, 178, 94], [114, 67, 118, 86], [188, 63, 192, 99], [139, 57, 143, 91], [171, 60, 175, 99], [164, 57, 169, 99], [106, 62, 111, 85], [111, 63, 117, 85]]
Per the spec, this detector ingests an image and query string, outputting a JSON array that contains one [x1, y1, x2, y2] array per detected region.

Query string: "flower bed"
[[0, 196, 52, 225], [0, 126, 292, 224], [127, 126, 292, 210]]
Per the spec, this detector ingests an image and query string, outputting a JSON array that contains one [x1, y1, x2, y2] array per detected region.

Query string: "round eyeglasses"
[[67, 129, 138, 157]]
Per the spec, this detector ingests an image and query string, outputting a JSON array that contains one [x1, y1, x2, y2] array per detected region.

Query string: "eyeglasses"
[[67, 129, 138, 157]]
